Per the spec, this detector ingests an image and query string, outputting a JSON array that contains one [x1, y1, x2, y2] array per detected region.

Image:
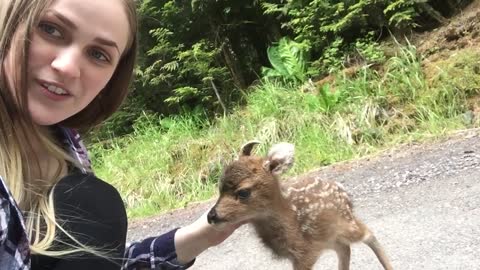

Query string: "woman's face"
[[4, 0, 130, 126]]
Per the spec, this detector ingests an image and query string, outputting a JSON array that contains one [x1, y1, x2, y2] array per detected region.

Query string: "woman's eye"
[[89, 49, 109, 62], [236, 189, 251, 200], [38, 23, 62, 38]]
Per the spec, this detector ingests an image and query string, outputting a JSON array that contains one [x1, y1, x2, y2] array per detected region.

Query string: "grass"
[[89, 45, 480, 219]]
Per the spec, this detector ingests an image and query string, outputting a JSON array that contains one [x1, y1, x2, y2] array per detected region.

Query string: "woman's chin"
[[28, 105, 66, 126], [32, 115, 63, 126]]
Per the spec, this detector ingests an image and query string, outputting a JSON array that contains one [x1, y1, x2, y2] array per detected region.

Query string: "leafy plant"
[[261, 37, 312, 83], [384, 0, 419, 29], [313, 37, 346, 75], [318, 83, 343, 113], [354, 33, 386, 64]]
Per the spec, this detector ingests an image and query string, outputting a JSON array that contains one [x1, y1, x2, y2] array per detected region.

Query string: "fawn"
[[207, 141, 393, 270]]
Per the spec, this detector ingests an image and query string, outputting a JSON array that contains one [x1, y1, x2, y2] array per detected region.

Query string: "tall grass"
[[90, 45, 480, 218]]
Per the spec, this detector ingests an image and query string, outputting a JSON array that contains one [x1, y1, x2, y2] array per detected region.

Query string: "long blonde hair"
[[0, 0, 138, 256]]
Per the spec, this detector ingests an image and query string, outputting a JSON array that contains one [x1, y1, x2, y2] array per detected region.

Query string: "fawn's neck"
[[251, 194, 300, 257]]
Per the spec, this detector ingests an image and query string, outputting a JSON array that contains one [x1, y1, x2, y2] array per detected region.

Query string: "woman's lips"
[[38, 81, 71, 101]]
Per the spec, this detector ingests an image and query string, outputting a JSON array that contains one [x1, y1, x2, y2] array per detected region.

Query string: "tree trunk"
[[207, 15, 247, 89], [220, 37, 247, 89], [419, 3, 447, 24]]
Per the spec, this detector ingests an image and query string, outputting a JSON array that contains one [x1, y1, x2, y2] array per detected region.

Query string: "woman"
[[0, 0, 242, 269]]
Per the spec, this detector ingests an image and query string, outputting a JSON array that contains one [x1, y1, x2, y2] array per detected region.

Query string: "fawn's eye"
[[236, 189, 251, 200]]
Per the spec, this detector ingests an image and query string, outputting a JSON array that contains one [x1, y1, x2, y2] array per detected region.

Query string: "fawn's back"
[[282, 175, 368, 245]]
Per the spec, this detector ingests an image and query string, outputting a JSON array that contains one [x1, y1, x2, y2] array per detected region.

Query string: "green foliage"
[[133, 0, 243, 118], [384, 0, 419, 29], [259, 0, 453, 75], [354, 33, 386, 64], [313, 37, 346, 74], [161, 41, 230, 106], [428, 48, 480, 95], [87, 0, 477, 217], [92, 0, 469, 140], [261, 37, 314, 83], [318, 83, 343, 113], [92, 43, 480, 217], [382, 43, 426, 103], [422, 48, 480, 119]]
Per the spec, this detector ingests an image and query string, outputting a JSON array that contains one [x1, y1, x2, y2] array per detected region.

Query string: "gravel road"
[[127, 130, 480, 270]]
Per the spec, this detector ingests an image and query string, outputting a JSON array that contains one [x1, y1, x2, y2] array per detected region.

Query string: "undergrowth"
[[90, 45, 480, 218]]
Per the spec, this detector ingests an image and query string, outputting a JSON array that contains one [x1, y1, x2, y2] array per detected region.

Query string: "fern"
[[318, 83, 342, 113], [261, 2, 286, 15], [162, 61, 180, 72], [261, 37, 311, 83], [165, 87, 200, 105], [384, 0, 420, 29]]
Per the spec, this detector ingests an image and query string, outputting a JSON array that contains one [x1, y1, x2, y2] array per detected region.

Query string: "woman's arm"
[[174, 211, 242, 264], [122, 209, 244, 270]]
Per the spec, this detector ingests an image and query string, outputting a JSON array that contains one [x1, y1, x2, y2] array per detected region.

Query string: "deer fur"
[[207, 141, 393, 270]]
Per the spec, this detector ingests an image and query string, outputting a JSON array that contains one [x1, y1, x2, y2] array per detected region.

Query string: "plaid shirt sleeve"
[[121, 228, 195, 270], [0, 176, 31, 270]]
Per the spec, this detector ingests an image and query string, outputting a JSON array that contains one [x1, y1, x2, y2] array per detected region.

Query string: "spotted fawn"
[[207, 141, 393, 270]]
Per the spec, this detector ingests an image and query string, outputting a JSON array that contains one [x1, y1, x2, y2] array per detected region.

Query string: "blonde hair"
[[0, 0, 138, 256]]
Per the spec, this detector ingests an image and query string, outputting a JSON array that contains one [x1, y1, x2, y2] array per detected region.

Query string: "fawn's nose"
[[207, 208, 218, 224]]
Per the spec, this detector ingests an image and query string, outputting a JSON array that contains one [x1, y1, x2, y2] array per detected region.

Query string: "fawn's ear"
[[240, 140, 261, 157], [263, 142, 295, 175]]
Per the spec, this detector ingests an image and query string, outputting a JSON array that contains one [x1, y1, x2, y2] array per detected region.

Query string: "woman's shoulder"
[[32, 174, 128, 269], [55, 172, 119, 198], [52, 172, 128, 251], [53, 172, 127, 230]]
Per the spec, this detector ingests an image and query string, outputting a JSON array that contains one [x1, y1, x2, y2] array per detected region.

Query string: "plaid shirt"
[[0, 127, 194, 270], [0, 175, 30, 269]]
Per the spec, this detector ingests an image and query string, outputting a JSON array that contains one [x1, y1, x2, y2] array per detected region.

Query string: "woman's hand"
[[174, 207, 247, 264]]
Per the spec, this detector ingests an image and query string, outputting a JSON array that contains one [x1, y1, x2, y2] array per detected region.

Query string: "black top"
[[31, 172, 128, 270]]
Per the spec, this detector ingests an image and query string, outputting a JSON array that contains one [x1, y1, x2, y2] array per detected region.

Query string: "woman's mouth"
[[38, 81, 71, 101], [41, 83, 69, 95]]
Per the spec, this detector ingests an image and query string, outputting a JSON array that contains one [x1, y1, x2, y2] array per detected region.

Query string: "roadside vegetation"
[[87, 0, 480, 218]]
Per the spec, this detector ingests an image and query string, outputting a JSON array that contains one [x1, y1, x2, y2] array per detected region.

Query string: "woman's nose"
[[51, 48, 81, 79]]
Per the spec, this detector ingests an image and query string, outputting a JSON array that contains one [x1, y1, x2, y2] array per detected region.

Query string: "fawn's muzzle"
[[207, 208, 218, 224]]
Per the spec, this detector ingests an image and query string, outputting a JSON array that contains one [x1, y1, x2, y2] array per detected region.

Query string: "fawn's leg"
[[292, 251, 318, 270], [334, 242, 351, 270], [363, 233, 393, 270], [292, 259, 316, 270]]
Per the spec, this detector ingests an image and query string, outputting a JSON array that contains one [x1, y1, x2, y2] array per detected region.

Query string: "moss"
[[426, 48, 480, 95]]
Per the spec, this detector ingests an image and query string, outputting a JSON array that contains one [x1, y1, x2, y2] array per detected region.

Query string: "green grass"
[[89, 45, 480, 219]]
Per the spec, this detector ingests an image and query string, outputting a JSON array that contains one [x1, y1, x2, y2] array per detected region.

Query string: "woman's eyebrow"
[[50, 10, 77, 30], [93, 37, 120, 54]]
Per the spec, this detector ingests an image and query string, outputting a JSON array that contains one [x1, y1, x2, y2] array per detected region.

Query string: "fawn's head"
[[207, 141, 295, 225]]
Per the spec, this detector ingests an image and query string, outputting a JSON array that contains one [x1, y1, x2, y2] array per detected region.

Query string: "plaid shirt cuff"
[[122, 228, 195, 270]]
